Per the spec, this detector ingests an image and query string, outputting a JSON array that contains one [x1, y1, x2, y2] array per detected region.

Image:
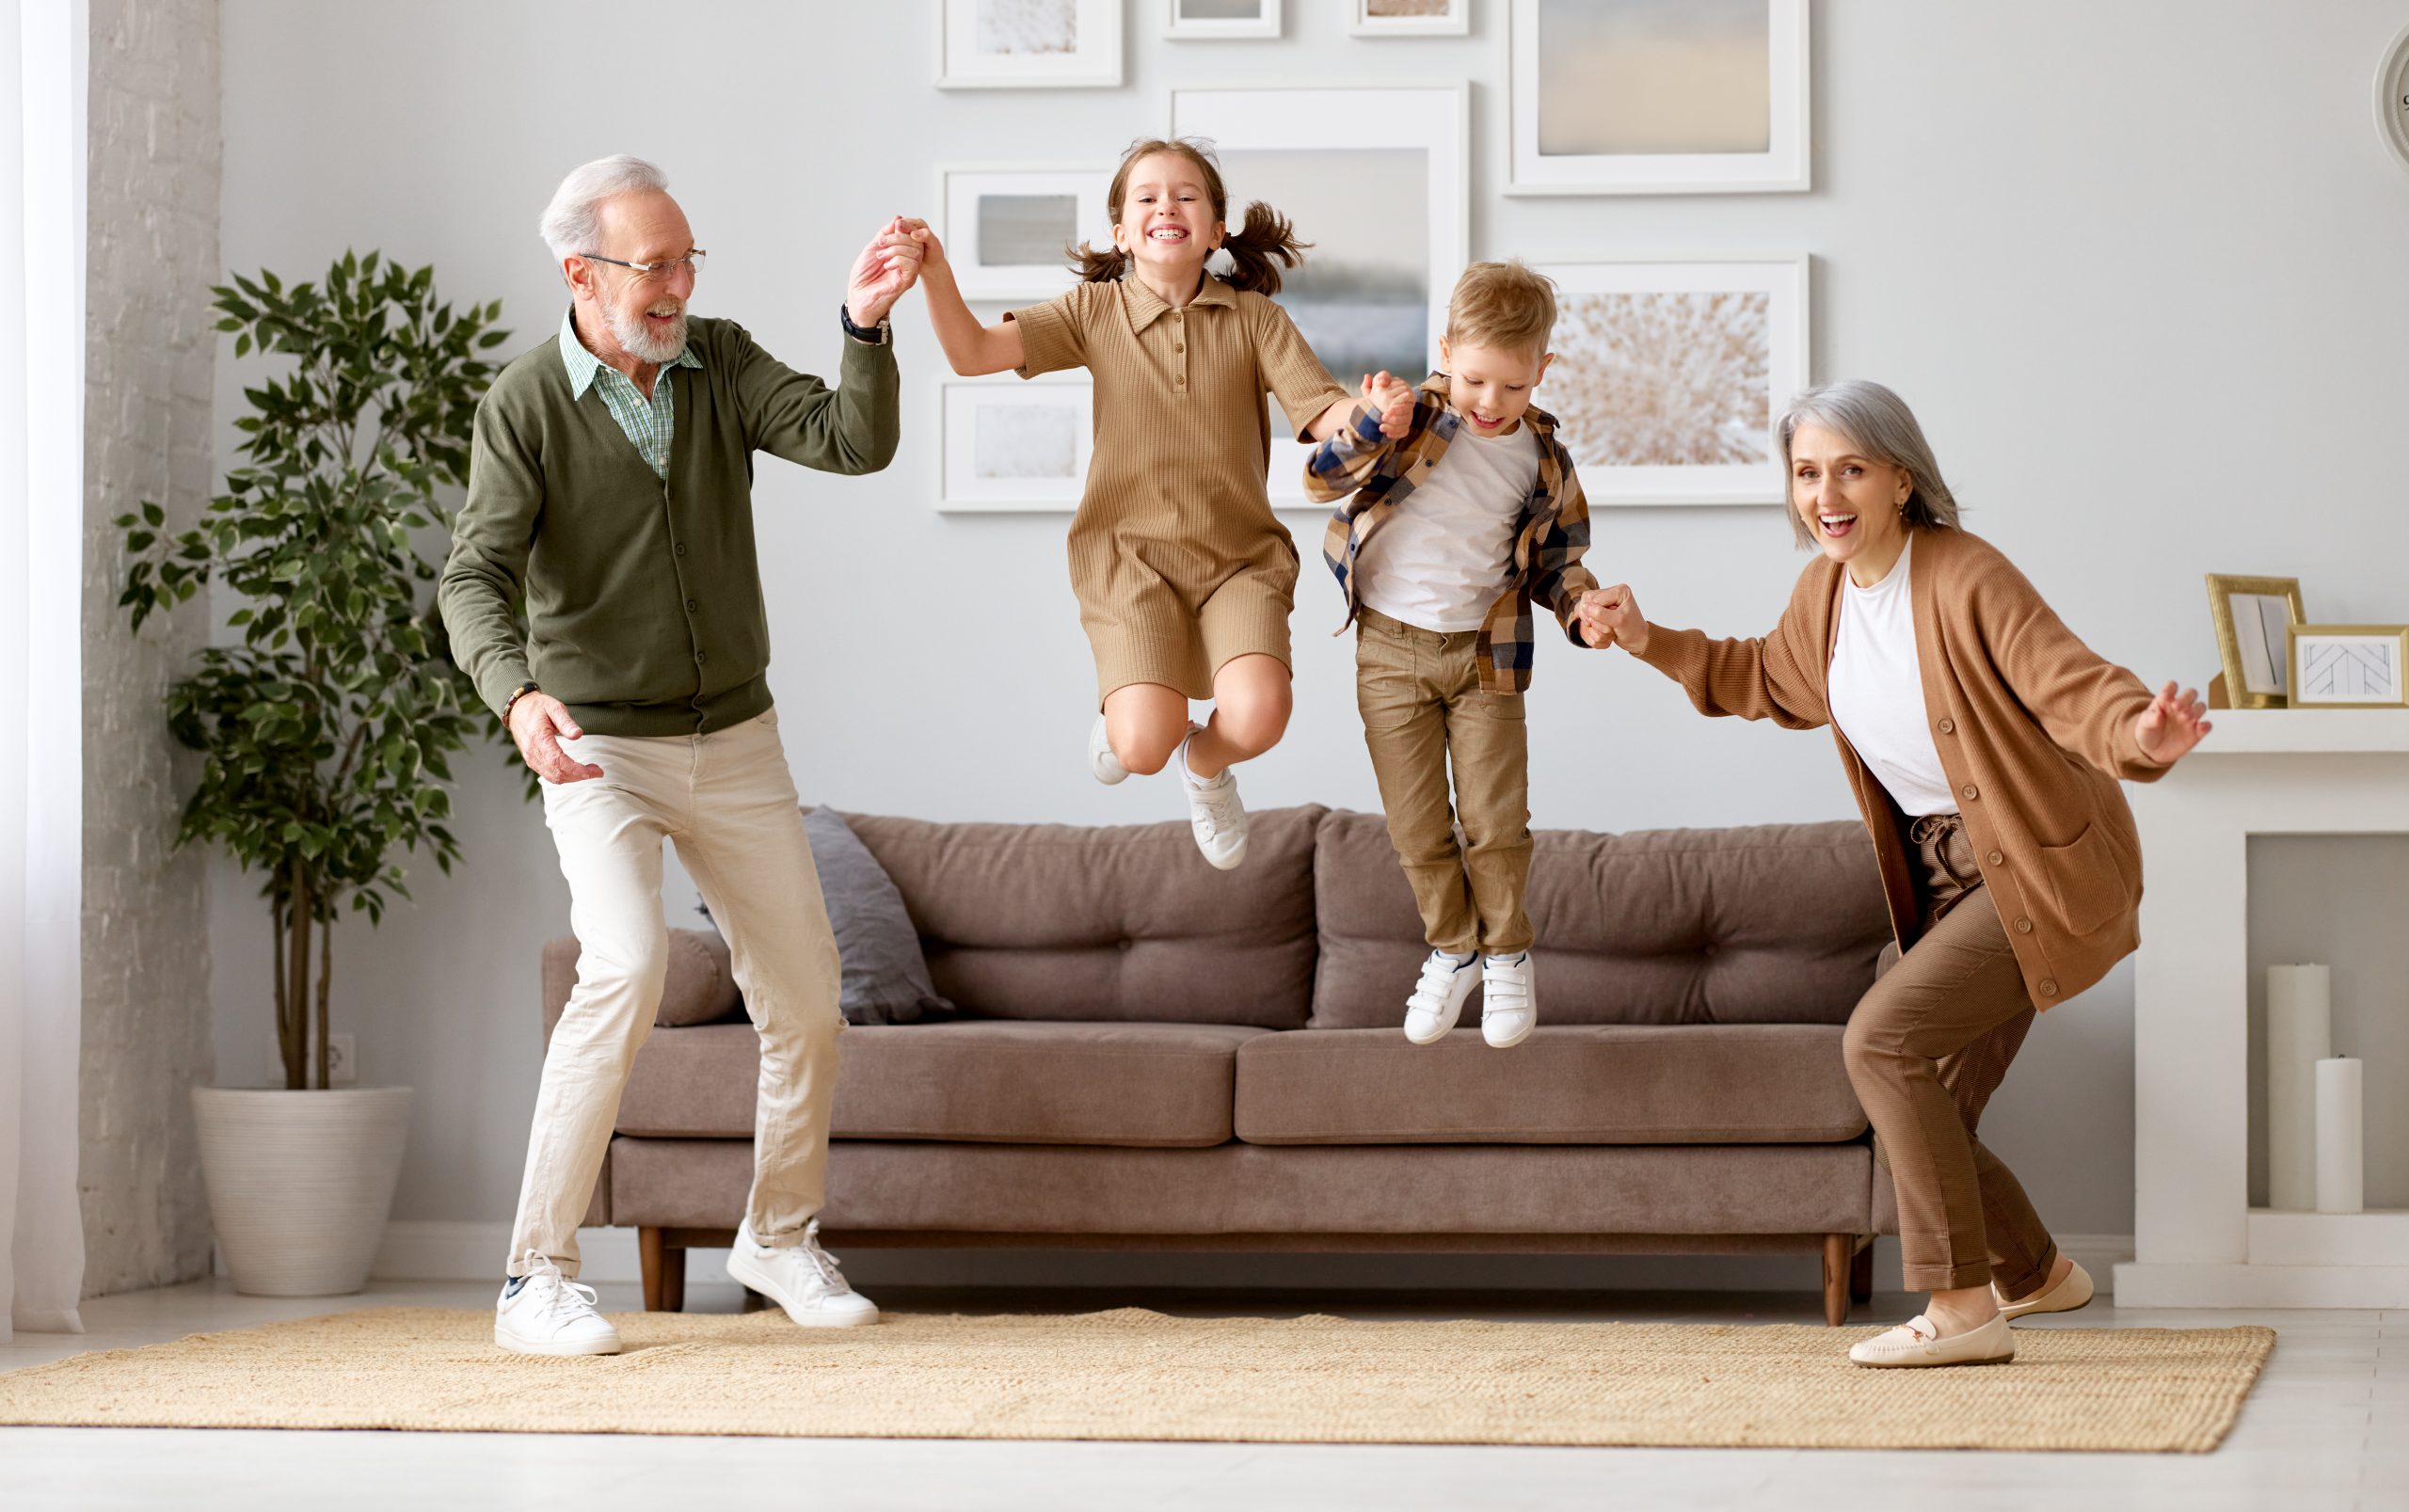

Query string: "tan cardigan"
[[1635, 526, 2166, 1010]]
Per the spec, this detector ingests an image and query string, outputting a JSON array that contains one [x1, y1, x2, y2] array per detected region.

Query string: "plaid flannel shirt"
[[1306, 373, 1600, 692]]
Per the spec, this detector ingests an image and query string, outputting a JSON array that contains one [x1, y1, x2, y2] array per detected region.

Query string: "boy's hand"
[[1359, 370, 1414, 438], [1575, 585, 1649, 654]]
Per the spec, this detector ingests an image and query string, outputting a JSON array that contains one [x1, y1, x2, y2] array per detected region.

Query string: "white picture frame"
[[1531, 256, 1810, 507], [938, 165, 1109, 302], [940, 375, 1095, 513], [937, 0, 1124, 89], [1508, 0, 1810, 196], [1169, 82, 1470, 502], [1167, 0, 1283, 40], [1350, 0, 1469, 38]]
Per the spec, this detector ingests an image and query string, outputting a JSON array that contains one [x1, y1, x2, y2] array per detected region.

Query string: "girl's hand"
[[903, 218, 949, 274], [847, 216, 925, 327], [1575, 585, 1648, 654], [1360, 370, 1414, 438], [2134, 681, 2212, 765]]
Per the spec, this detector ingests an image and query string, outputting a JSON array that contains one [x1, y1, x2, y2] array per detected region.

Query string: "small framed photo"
[[1351, 0, 1469, 38], [2287, 625, 2409, 709], [937, 0, 1123, 89], [1167, 0, 1282, 40], [2205, 575, 2306, 708], [940, 376, 1093, 512], [1508, 0, 1809, 195], [1530, 256, 1810, 506], [939, 166, 1107, 301]]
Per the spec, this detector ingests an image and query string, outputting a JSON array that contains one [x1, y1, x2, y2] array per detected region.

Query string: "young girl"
[[912, 137, 1405, 868]]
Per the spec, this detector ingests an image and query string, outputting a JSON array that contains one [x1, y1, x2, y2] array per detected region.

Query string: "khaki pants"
[[1844, 813, 2058, 1296], [506, 708, 843, 1278], [1354, 609, 1533, 957]]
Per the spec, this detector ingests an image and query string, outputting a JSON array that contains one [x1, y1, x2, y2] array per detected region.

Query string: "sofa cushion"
[[805, 806, 956, 1025], [616, 1020, 1268, 1147], [1233, 1025, 1865, 1145], [842, 806, 1323, 1028], [1312, 813, 1891, 1028]]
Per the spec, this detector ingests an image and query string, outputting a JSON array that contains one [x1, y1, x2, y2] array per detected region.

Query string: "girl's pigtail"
[[1216, 202, 1311, 296], [1068, 239, 1129, 283]]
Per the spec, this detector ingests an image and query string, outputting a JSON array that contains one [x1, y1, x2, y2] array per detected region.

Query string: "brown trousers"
[[1844, 813, 2059, 1296], [1353, 609, 1534, 957]]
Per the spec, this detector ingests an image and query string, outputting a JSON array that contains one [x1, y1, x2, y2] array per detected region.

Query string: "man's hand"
[[1359, 370, 1414, 439], [1574, 585, 1648, 654], [846, 215, 925, 329], [510, 692, 603, 785], [2134, 680, 2212, 766]]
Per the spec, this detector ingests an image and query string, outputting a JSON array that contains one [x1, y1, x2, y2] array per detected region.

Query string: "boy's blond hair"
[[1445, 261, 1556, 357]]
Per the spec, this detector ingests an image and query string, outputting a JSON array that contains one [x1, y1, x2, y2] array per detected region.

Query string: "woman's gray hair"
[[1777, 379, 1962, 547], [538, 155, 669, 263]]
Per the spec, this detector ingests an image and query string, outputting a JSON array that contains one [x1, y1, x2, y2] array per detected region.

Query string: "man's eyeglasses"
[[580, 249, 708, 281]]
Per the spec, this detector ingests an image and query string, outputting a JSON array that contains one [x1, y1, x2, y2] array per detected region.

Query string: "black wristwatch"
[[839, 301, 891, 346]]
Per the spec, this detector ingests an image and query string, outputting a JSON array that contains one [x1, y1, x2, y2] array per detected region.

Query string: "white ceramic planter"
[[191, 1086, 414, 1297]]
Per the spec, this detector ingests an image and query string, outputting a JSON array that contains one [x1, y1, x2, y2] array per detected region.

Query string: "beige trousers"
[[505, 708, 843, 1278], [1354, 609, 1534, 957]]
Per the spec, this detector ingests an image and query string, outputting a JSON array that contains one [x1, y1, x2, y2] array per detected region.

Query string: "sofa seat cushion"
[[617, 1020, 1268, 1147], [1233, 1025, 1866, 1145]]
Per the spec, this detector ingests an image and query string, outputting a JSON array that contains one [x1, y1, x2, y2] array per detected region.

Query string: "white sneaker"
[[1178, 730, 1249, 870], [1088, 714, 1129, 786], [1403, 950, 1478, 1044], [1480, 952, 1537, 1047], [494, 1254, 621, 1356], [1995, 1259, 2095, 1322], [726, 1219, 881, 1328], [1848, 1311, 2016, 1368]]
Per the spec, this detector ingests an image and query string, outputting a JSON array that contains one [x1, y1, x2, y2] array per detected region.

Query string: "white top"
[[1827, 537, 1957, 818], [1353, 421, 1540, 633]]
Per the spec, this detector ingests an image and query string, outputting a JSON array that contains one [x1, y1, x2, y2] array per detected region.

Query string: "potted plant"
[[117, 252, 507, 1295]]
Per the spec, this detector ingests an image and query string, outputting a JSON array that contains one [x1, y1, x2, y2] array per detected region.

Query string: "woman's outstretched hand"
[[2134, 681, 2212, 765], [1574, 584, 1648, 653]]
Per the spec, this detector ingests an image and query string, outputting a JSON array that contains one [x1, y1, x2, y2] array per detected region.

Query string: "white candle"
[[2268, 964, 2332, 1211], [2315, 1058, 2365, 1215]]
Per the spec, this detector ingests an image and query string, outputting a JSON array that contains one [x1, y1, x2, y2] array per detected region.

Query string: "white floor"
[[1, 1279, 2400, 1512]]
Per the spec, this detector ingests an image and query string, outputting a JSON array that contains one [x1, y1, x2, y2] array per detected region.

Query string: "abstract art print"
[[939, 166, 1109, 300], [941, 377, 1095, 511], [1167, 0, 1283, 40], [1509, 0, 1808, 194], [1533, 258, 1809, 505], [1352, 0, 1470, 38], [1170, 84, 1469, 501], [2287, 626, 2409, 708], [938, 0, 1123, 88]]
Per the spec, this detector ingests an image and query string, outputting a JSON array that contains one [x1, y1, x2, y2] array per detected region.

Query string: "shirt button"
[[1938, 717, 1955, 735], [694, 650, 707, 664], [2014, 916, 2034, 934], [674, 542, 688, 556], [2039, 979, 2060, 997], [686, 598, 698, 613], [1960, 783, 1978, 801], [1986, 850, 2004, 867]]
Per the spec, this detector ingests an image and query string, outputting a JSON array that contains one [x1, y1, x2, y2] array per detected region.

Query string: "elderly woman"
[[1577, 380, 2210, 1368]]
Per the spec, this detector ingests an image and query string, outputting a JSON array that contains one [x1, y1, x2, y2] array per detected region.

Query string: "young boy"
[[1303, 261, 1598, 1048]]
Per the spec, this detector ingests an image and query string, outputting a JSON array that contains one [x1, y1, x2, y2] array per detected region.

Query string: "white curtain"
[[0, 0, 86, 1342]]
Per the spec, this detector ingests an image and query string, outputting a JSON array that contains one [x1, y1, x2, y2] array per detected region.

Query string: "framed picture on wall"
[[1531, 256, 1809, 506], [2286, 624, 2406, 708], [936, 0, 1123, 89], [1351, 0, 1470, 38], [1508, 0, 1810, 195], [1167, 0, 1283, 40], [1169, 83, 1470, 501], [940, 376, 1094, 512], [939, 166, 1108, 301], [2205, 574, 2305, 708]]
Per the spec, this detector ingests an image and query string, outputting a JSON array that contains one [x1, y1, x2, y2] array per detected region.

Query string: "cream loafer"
[[1847, 1311, 2016, 1368], [1996, 1259, 2095, 1322]]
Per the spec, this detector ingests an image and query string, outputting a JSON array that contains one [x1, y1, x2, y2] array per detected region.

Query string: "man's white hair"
[[538, 155, 669, 263]]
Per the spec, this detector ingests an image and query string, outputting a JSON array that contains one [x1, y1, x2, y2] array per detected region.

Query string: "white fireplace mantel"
[[2115, 708, 2409, 1308]]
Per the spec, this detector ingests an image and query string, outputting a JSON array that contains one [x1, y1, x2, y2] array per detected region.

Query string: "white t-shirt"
[[1826, 538, 1957, 818], [1353, 421, 1540, 633]]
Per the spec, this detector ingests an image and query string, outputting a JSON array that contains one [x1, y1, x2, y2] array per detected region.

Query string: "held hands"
[[1573, 584, 1648, 654], [509, 692, 603, 786], [1359, 371, 1414, 439], [2134, 681, 2212, 766], [846, 215, 927, 328]]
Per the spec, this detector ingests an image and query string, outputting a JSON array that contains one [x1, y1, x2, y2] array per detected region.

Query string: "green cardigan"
[[439, 314, 899, 736]]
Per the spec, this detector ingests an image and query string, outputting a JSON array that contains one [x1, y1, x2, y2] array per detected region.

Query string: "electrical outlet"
[[327, 1033, 358, 1087]]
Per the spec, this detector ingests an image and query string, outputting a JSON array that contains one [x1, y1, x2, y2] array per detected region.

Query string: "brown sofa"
[[540, 806, 1901, 1324]]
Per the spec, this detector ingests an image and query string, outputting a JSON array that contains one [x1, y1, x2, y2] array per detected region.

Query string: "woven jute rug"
[[0, 1307, 2273, 1452]]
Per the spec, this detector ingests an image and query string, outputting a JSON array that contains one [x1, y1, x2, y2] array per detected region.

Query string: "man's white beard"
[[609, 300, 688, 365]]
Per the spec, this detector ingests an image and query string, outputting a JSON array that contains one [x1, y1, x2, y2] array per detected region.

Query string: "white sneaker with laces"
[[494, 1254, 621, 1356], [1088, 714, 1129, 786], [1847, 1311, 2016, 1368], [1480, 952, 1538, 1047], [1177, 730, 1250, 870], [1403, 950, 1478, 1044], [725, 1218, 881, 1328]]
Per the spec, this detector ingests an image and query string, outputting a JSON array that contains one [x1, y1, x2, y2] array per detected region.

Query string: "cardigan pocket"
[[2042, 823, 2130, 936]]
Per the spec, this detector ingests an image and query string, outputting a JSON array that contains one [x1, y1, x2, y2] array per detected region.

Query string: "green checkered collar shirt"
[[556, 306, 704, 478]]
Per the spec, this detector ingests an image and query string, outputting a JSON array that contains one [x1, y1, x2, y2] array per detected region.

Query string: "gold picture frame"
[[2286, 624, 2409, 709], [2206, 574, 2305, 708]]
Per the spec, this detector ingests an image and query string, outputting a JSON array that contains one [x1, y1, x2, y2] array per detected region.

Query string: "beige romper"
[[1010, 276, 1349, 704]]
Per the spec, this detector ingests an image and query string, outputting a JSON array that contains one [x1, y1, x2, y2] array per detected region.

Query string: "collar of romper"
[[1122, 273, 1236, 331]]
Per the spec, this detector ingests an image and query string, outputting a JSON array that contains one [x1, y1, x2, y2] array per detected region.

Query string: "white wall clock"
[[2379, 21, 2409, 172]]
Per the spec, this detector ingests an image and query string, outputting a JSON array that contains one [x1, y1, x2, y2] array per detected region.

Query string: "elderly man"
[[440, 155, 919, 1356]]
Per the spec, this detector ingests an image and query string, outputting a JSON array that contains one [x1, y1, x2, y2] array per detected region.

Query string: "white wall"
[[210, 0, 2409, 1256]]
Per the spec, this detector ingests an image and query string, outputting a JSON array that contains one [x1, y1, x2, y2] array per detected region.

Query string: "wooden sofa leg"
[[1849, 1239, 1875, 1303], [640, 1226, 688, 1313], [1822, 1233, 1853, 1326]]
